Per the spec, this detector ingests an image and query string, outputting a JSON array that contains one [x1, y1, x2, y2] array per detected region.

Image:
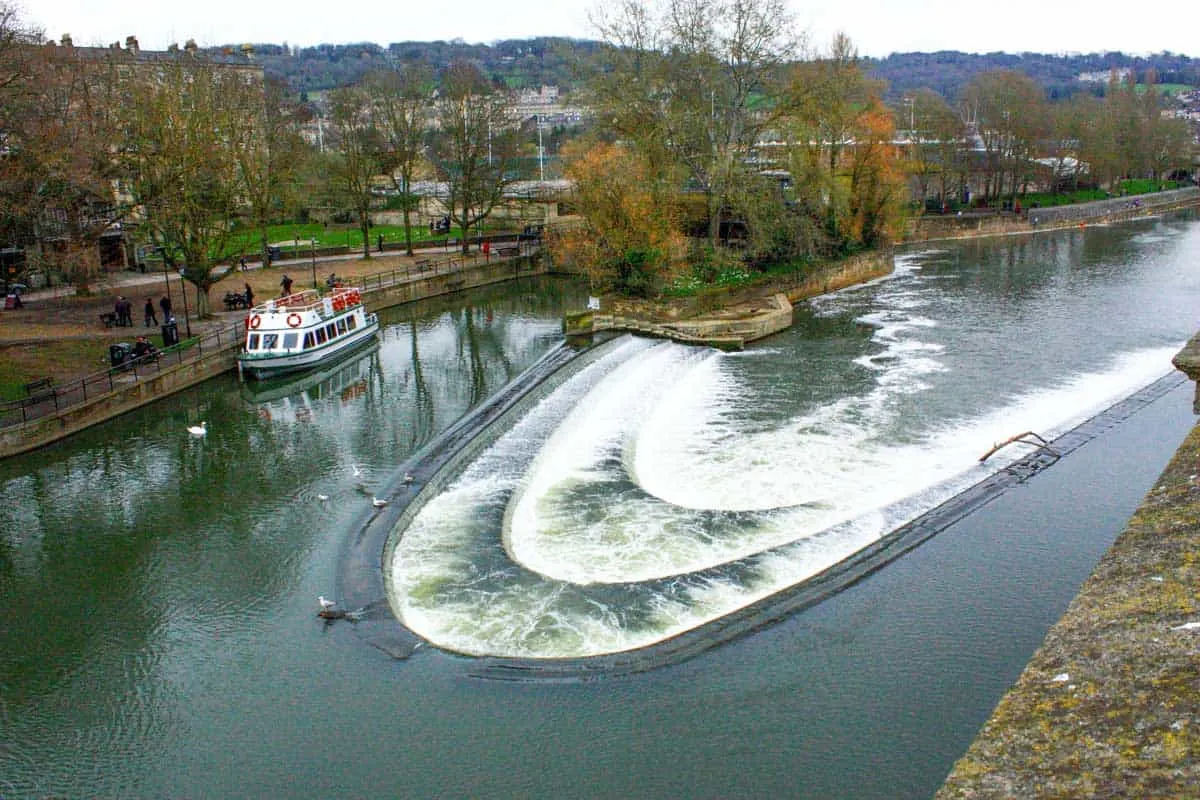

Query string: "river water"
[[2, 212, 1199, 798]]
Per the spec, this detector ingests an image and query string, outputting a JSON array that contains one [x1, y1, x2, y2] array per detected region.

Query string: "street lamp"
[[178, 269, 192, 338]]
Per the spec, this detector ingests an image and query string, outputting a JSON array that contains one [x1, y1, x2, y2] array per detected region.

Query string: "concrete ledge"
[[937, 352, 1200, 798]]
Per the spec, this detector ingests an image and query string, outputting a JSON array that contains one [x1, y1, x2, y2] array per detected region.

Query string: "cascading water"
[[391, 222, 1200, 659]]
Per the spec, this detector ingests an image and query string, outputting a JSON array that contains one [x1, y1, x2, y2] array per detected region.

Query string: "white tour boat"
[[238, 286, 379, 380]]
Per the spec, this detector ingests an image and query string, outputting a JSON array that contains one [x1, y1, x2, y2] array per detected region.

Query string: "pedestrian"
[[377, 234, 384, 252], [114, 295, 124, 327], [159, 295, 172, 321], [244, 282, 254, 309], [118, 296, 133, 327], [280, 273, 293, 296], [482, 240, 490, 262], [240, 256, 247, 272], [144, 297, 158, 327]]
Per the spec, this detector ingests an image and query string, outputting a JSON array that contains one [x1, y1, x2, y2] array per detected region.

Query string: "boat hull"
[[238, 318, 380, 380]]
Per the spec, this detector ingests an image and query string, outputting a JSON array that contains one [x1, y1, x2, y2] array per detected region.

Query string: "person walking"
[[144, 297, 158, 327], [280, 274, 293, 296], [160, 295, 172, 322], [244, 282, 254, 309]]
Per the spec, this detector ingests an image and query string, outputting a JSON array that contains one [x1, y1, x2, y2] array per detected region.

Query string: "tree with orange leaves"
[[549, 140, 686, 297]]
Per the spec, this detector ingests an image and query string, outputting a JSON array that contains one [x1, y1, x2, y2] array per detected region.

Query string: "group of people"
[[113, 295, 175, 328]]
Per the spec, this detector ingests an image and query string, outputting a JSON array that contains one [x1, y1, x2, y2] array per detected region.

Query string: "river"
[[2, 211, 1198, 798]]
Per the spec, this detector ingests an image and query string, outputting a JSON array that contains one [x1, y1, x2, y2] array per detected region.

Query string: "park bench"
[[23, 377, 56, 403], [415, 259, 433, 271], [497, 246, 520, 258], [100, 312, 118, 328]]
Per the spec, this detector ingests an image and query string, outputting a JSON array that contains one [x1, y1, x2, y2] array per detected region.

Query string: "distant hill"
[[865, 50, 1200, 101], [216, 39, 1200, 101]]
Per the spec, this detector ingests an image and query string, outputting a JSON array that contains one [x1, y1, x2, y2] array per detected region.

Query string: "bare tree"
[[364, 65, 433, 256], [120, 57, 259, 317], [587, 0, 803, 247], [326, 84, 383, 260], [429, 62, 517, 255]]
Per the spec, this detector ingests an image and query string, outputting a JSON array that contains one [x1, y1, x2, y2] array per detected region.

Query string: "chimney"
[[125, 35, 139, 54], [61, 33, 73, 47]]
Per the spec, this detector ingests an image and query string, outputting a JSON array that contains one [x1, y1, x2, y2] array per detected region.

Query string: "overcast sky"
[[25, 0, 1200, 58]]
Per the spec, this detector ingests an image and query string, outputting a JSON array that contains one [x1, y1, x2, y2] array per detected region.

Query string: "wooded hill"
[[216, 38, 1200, 100]]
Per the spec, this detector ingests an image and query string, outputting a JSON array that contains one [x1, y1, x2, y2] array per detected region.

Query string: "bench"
[[415, 259, 433, 271], [23, 377, 56, 404], [100, 312, 118, 328], [497, 246, 520, 258]]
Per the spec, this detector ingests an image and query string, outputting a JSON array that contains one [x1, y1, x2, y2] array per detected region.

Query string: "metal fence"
[[1028, 187, 1200, 226], [0, 321, 244, 429], [1, 237, 544, 431]]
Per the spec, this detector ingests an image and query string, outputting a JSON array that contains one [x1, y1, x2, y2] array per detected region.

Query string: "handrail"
[[0, 321, 245, 429]]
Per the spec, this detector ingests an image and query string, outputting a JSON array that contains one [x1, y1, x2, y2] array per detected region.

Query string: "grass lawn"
[[223, 222, 469, 260], [0, 340, 108, 401]]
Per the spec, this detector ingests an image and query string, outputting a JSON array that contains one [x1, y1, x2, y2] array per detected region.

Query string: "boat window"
[[316, 327, 327, 344], [303, 332, 314, 349], [326, 323, 337, 339], [282, 332, 299, 349], [336, 318, 347, 335], [346, 316, 357, 331], [248, 334, 260, 350], [262, 333, 279, 350]]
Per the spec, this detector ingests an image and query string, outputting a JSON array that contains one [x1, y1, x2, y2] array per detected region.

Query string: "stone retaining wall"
[[908, 187, 1200, 243]]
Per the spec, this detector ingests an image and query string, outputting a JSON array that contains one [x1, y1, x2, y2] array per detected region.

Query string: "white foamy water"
[[389, 242, 1188, 659]]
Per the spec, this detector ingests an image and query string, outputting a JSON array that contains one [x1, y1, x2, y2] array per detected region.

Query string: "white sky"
[[23, 0, 1200, 58]]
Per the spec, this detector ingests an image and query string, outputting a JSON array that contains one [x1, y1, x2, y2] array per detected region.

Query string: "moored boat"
[[238, 287, 379, 380]]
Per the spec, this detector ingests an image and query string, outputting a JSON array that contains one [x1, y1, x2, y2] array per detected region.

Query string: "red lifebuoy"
[[348, 290, 360, 305], [286, 313, 302, 328], [249, 314, 262, 329]]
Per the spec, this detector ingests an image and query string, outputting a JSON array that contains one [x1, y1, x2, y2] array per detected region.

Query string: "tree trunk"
[[359, 213, 371, 259]]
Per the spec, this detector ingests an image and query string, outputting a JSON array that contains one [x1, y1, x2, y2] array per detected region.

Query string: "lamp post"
[[311, 238, 317, 289], [178, 269, 192, 338]]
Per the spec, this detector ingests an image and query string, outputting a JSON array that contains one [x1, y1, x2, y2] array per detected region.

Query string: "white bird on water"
[[372, 496, 388, 508], [318, 595, 336, 612], [187, 421, 207, 437], [352, 464, 363, 478], [317, 494, 329, 502]]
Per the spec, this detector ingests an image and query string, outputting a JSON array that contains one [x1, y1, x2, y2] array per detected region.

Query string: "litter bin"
[[109, 343, 133, 370], [161, 321, 179, 347]]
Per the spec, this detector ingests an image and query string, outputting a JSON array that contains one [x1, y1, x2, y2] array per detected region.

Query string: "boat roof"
[[248, 287, 362, 316]]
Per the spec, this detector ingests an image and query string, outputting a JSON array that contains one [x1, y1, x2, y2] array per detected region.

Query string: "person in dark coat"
[[144, 297, 158, 327], [280, 274, 293, 296], [244, 283, 254, 309], [160, 295, 172, 321]]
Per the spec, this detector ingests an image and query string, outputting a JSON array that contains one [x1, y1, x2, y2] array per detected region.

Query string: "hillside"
[[214, 38, 1200, 102]]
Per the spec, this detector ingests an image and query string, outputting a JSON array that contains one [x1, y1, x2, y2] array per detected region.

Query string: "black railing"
[[1, 241, 544, 430], [0, 321, 245, 429]]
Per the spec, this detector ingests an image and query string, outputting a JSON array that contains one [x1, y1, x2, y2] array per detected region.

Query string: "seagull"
[[372, 496, 389, 508], [352, 464, 363, 477], [403, 472, 414, 485], [318, 595, 336, 612], [187, 421, 207, 436], [317, 494, 329, 501]]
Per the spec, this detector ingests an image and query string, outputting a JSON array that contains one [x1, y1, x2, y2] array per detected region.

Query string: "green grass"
[[222, 222, 471, 260], [1134, 83, 1196, 96], [992, 179, 1180, 209]]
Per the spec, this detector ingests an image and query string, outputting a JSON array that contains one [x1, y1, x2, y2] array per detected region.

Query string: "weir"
[[336, 321, 1189, 677]]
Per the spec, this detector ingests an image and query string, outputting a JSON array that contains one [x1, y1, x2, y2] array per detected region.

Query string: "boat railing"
[[250, 288, 363, 316]]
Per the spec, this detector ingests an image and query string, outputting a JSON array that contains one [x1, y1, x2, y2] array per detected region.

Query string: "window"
[[262, 333, 279, 350], [326, 324, 337, 339], [282, 333, 299, 349], [316, 328, 327, 344], [303, 332, 314, 349], [336, 319, 347, 335], [346, 316, 357, 331], [248, 334, 260, 350]]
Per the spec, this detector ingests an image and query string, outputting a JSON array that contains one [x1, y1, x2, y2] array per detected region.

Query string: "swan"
[[317, 494, 329, 501], [372, 496, 388, 508], [187, 421, 207, 436]]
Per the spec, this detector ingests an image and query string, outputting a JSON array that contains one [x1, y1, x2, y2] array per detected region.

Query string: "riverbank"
[[936, 340, 1200, 797]]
